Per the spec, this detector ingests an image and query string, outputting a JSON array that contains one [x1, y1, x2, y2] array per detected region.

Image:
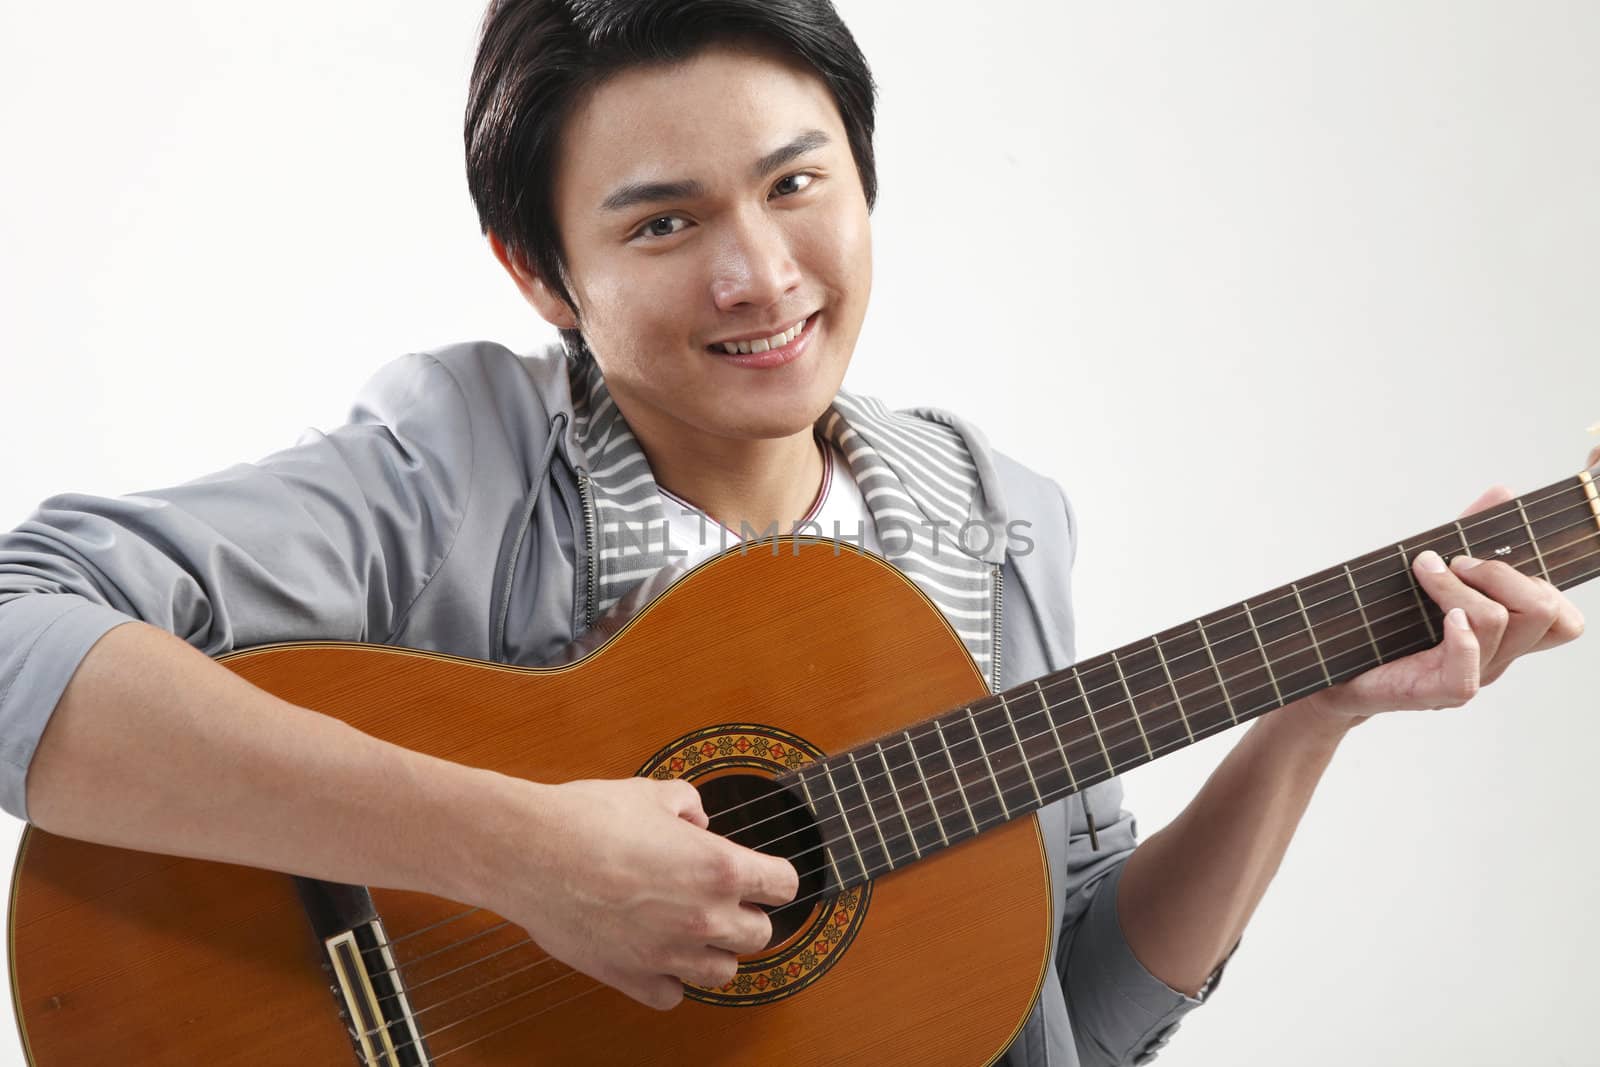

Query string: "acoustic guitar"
[[10, 461, 1600, 1065]]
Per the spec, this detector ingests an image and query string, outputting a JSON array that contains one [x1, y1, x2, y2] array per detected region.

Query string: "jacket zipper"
[[577, 469, 599, 630], [990, 562, 1004, 693]]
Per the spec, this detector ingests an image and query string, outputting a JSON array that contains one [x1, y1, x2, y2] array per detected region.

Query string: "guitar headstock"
[[1589, 422, 1600, 473]]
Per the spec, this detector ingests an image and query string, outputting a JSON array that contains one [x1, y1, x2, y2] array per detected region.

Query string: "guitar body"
[[8, 544, 1052, 1065]]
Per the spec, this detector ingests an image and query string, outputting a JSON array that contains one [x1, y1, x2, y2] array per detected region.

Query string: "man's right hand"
[[477, 775, 800, 1010]]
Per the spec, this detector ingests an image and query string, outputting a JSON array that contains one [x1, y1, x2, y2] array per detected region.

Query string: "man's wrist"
[[1265, 692, 1360, 751], [400, 755, 545, 909]]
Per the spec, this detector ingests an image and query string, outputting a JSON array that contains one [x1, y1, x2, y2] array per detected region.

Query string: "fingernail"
[[1447, 607, 1470, 630], [1416, 550, 1446, 574], [1451, 554, 1484, 571]]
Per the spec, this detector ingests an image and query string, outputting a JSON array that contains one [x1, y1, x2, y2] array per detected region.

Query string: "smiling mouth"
[[708, 315, 811, 355]]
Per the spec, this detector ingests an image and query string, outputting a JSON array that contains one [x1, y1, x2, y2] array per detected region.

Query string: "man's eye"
[[772, 173, 816, 198], [636, 216, 687, 240]]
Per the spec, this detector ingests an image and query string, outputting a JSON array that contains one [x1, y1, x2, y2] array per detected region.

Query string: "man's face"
[[543, 42, 872, 446]]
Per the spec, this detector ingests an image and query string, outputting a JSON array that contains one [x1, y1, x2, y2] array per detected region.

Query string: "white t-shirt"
[[657, 438, 881, 569]]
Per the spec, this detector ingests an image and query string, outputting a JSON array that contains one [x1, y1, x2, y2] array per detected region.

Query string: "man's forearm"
[[26, 620, 517, 907], [1114, 698, 1353, 995]]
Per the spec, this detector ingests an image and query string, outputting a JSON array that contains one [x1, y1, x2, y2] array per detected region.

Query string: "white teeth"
[[718, 316, 808, 355]]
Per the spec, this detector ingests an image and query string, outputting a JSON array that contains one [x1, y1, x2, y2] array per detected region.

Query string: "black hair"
[[464, 0, 878, 357]]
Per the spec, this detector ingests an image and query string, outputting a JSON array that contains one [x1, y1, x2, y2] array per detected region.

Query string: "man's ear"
[[487, 231, 580, 330]]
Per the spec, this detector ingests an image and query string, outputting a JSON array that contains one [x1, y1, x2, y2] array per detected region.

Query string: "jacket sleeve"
[[1028, 477, 1230, 1066], [0, 353, 474, 822], [1057, 785, 1228, 1066]]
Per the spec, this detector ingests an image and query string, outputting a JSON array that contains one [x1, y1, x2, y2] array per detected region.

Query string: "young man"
[[0, 2, 1584, 1064]]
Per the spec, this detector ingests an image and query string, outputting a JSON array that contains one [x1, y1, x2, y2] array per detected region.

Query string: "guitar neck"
[[790, 468, 1600, 890]]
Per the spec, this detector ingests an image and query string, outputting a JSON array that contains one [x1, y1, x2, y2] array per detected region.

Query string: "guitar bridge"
[[297, 878, 431, 1065], [326, 920, 430, 1066]]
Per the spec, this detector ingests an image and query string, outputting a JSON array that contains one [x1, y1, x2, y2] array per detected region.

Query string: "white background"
[[2, 2, 1597, 1064]]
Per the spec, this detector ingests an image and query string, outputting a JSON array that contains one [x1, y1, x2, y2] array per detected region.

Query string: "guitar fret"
[[846, 752, 893, 871], [1150, 637, 1194, 743], [1109, 651, 1153, 760], [1194, 619, 1239, 725], [1515, 499, 1553, 582], [876, 741, 919, 860], [1071, 668, 1118, 776], [1290, 582, 1333, 686], [1036, 681, 1080, 793], [821, 762, 870, 879], [965, 707, 1009, 819], [905, 730, 949, 847], [933, 719, 980, 834], [1454, 520, 1472, 557], [1395, 542, 1439, 642], [1344, 564, 1384, 662], [796, 772, 845, 888], [998, 692, 1044, 806], [1240, 601, 1285, 705]]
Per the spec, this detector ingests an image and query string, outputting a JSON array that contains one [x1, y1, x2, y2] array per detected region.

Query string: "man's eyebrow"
[[600, 178, 708, 214], [598, 130, 832, 214], [751, 129, 832, 180]]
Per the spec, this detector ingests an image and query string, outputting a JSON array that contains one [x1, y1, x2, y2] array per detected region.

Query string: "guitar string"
[[367, 483, 1600, 962], [373, 550, 1600, 1062], [426, 978, 606, 1061], [342, 532, 1600, 1043], [356, 499, 1600, 998], [382, 906, 484, 948]]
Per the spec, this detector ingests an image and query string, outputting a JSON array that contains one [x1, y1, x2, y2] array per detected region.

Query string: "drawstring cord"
[[494, 412, 569, 661]]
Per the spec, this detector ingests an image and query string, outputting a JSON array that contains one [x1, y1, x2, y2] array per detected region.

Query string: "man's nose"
[[709, 212, 802, 312]]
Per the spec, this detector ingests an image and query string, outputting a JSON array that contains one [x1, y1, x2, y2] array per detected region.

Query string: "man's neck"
[[636, 423, 824, 538]]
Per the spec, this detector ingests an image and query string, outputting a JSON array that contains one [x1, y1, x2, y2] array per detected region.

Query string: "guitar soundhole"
[[698, 773, 827, 949]]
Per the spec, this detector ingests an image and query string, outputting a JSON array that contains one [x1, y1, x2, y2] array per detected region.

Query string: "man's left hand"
[[1302, 484, 1587, 729]]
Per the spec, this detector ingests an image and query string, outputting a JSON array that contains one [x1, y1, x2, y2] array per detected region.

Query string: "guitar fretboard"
[[787, 471, 1600, 890]]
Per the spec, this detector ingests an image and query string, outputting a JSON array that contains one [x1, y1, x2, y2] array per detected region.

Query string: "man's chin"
[[695, 393, 838, 442]]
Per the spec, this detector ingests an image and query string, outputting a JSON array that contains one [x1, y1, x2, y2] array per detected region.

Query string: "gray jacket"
[[0, 341, 1212, 1065]]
